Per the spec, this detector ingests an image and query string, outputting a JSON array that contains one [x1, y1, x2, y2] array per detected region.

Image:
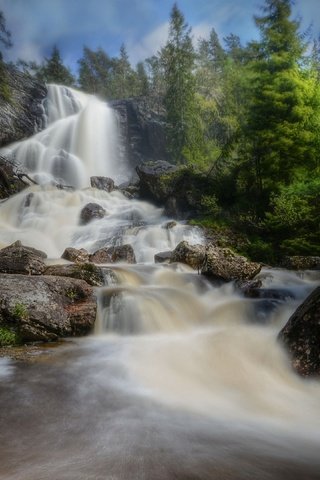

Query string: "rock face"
[[0, 65, 47, 148], [110, 99, 170, 171], [171, 241, 261, 281], [278, 287, 320, 377], [281, 256, 320, 270], [90, 244, 136, 264], [79, 203, 106, 225], [0, 274, 96, 341], [90, 176, 115, 192], [0, 241, 47, 275]]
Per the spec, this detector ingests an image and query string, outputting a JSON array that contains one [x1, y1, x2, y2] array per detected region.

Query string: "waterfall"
[[0, 84, 202, 258], [1, 84, 128, 188], [0, 85, 320, 480]]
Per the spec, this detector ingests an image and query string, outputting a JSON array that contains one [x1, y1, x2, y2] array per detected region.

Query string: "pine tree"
[[160, 3, 198, 163], [78, 46, 114, 96], [244, 0, 318, 212], [39, 46, 74, 86]]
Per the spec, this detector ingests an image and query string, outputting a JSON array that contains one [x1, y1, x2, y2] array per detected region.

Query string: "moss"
[[0, 327, 20, 346], [11, 302, 28, 320]]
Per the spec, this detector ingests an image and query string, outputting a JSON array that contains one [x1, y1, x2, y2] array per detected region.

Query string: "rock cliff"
[[110, 98, 170, 172], [0, 65, 47, 147]]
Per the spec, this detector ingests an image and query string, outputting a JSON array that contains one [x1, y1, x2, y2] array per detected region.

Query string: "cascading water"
[[0, 85, 320, 480]]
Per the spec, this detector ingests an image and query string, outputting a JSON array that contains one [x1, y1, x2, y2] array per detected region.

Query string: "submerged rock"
[[90, 244, 136, 264], [0, 240, 47, 275], [90, 176, 115, 192], [278, 286, 320, 377], [79, 202, 106, 225], [0, 274, 96, 342], [171, 241, 261, 281], [61, 247, 90, 263], [154, 251, 173, 264]]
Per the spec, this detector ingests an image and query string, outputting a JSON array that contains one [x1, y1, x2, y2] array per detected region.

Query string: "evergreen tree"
[[244, 0, 318, 213], [0, 11, 12, 55], [112, 43, 135, 98], [0, 11, 12, 101], [78, 46, 114, 96], [160, 3, 199, 163], [39, 46, 75, 86], [135, 61, 150, 96]]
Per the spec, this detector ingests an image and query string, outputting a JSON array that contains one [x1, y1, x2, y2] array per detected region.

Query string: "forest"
[[1, 0, 319, 262]]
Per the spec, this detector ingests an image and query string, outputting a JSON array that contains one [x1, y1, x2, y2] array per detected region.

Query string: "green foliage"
[[160, 4, 200, 163], [11, 302, 28, 320], [0, 327, 18, 346], [38, 45, 75, 86], [200, 194, 221, 217]]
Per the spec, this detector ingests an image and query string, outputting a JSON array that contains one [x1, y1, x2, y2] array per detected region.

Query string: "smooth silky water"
[[0, 85, 319, 480]]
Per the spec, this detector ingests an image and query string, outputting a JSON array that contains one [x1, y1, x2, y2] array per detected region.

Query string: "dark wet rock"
[[278, 286, 320, 377], [45, 263, 107, 287], [235, 278, 263, 296], [0, 274, 96, 342], [136, 161, 219, 218], [61, 247, 90, 264], [171, 241, 261, 281], [162, 221, 177, 230], [110, 99, 170, 171], [244, 288, 296, 301], [154, 251, 173, 263], [0, 65, 47, 148], [118, 182, 140, 199], [90, 244, 136, 264], [281, 256, 320, 270], [0, 240, 47, 275], [90, 176, 115, 192], [80, 202, 106, 225], [0, 157, 27, 199]]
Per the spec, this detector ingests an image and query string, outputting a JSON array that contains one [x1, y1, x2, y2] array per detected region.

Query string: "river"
[[0, 85, 319, 480]]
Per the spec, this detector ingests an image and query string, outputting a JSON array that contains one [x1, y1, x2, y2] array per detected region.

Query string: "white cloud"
[[128, 21, 169, 65]]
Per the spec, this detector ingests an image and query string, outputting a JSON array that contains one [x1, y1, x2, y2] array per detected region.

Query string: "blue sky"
[[0, 0, 319, 72]]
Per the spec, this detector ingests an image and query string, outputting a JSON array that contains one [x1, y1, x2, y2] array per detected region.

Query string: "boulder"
[[170, 241, 261, 281], [45, 263, 107, 287], [0, 240, 47, 275], [170, 241, 205, 271], [154, 251, 173, 263], [80, 202, 106, 225], [90, 244, 136, 264], [136, 161, 218, 218], [278, 286, 320, 377], [61, 247, 90, 263], [90, 176, 115, 192], [201, 246, 261, 281], [0, 274, 96, 342], [281, 256, 320, 270]]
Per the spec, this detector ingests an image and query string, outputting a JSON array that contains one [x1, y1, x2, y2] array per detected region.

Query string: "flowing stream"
[[0, 85, 320, 480]]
